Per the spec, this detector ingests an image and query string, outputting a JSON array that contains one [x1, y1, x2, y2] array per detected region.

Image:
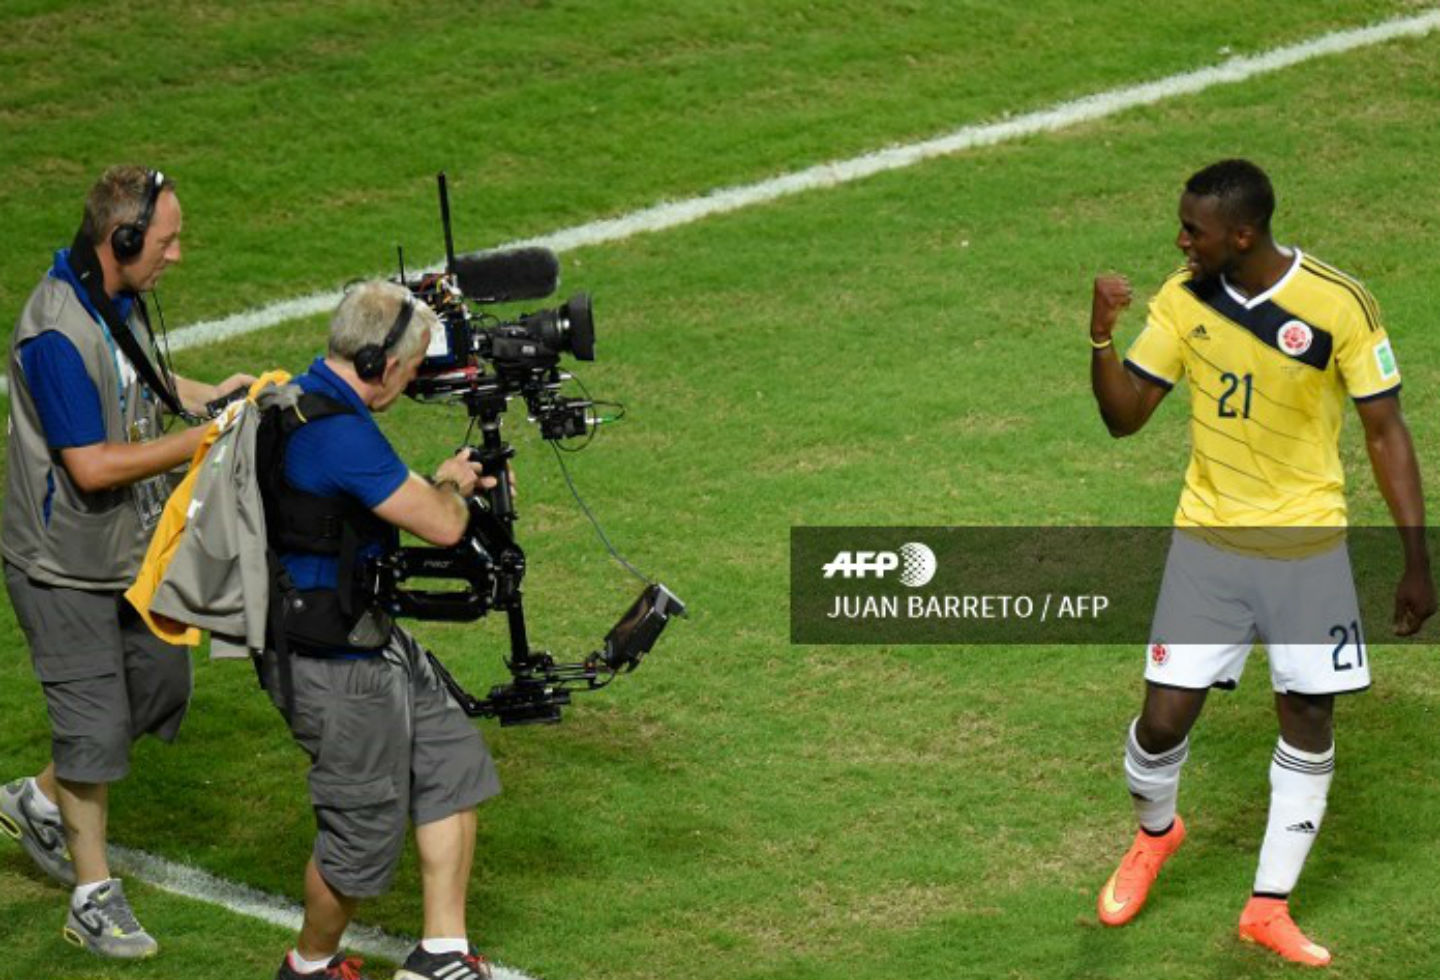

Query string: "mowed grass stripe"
[[2, 7, 1435, 399], [0, 1, 1419, 330]]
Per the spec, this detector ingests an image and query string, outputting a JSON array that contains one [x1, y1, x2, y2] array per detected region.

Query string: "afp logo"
[[822, 542, 937, 587]]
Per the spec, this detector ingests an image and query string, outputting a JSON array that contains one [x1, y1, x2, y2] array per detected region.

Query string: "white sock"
[[1253, 738, 1334, 896], [1124, 718, 1189, 833], [72, 878, 113, 905], [421, 937, 470, 955], [288, 949, 340, 973], [26, 778, 61, 821]]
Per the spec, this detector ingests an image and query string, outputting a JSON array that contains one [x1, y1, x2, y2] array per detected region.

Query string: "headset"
[[354, 294, 417, 381], [111, 169, 166, 263]]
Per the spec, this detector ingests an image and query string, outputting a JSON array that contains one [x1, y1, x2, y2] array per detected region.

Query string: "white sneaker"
[[63, 880, 158, 959], [0, 777, 76, 885]]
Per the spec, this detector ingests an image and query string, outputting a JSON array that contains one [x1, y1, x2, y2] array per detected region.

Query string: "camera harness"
[[259, 297, 420, 717]]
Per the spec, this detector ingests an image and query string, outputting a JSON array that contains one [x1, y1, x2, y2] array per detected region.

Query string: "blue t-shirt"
[[19, 333, 105, 448], [19, 249, 142, 449], [278, 358, 410, 591]]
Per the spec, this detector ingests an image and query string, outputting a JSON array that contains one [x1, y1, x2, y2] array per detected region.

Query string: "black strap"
[[67, 233, 187, 418], [337, 523, 358, 618], [265, 393, 383, 560], [261, 392, 390, 669], [264, 549, 298, 722]]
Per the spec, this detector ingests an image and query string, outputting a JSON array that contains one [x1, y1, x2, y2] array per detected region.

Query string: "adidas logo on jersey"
[[1188, 325, 1209, 340], [1285, 820, 1318, 834]]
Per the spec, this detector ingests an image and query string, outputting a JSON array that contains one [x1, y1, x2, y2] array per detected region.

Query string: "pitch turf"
[[2, 2, 1439, 978]]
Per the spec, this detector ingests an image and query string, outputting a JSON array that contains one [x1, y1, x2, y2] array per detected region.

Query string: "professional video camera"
[[401, 244, 598, 441], [369, 173, 685, 726]]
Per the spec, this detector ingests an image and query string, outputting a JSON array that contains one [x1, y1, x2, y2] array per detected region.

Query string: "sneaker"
[[62, 879, 158, 959], [394, 945, 492, 980], [0, 777, 76, 885], [1239, 896, 1332, 967], [276, 952, 373, 980], [1097, 815, 1187, 926]]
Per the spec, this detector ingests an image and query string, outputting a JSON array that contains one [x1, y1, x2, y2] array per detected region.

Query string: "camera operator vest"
[[260, 391, 395, 654], [3, 277, 168, 589]]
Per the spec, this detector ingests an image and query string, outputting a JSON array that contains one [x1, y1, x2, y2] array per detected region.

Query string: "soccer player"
[[1087, 159, 1434, 966]]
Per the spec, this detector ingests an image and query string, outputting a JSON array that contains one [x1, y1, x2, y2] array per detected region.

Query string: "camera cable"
[[549, 439, 654, 589]]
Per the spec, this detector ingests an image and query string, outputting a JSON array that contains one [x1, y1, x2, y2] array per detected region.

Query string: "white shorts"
[[1143, 531, 1370, 695]]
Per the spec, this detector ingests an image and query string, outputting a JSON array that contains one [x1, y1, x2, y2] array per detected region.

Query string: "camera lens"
[[516, 292, 594, 362], [562, 293, 595, 361]]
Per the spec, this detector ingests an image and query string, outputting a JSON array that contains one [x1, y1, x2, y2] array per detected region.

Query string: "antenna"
[[437, 171, 457, 274]]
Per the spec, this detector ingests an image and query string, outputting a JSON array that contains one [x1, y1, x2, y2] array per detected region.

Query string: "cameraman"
[[260, 281, 500, 980], [2, 165, 251, 958]]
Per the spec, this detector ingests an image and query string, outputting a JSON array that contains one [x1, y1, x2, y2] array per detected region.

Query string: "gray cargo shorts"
[[5, 562, 193, 783], [259, 628, 501, 898]]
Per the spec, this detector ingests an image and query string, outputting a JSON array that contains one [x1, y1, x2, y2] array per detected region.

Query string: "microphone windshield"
[[453, 247, 560, 303]]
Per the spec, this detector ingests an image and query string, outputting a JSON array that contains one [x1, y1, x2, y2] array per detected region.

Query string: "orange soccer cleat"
[[1239, 896, 1331, 967], [1097, 816, 1186, 926]]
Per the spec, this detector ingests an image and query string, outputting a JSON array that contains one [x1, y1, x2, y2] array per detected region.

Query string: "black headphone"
[[111, 169, 165, 263], [354, 295, 417, 381]]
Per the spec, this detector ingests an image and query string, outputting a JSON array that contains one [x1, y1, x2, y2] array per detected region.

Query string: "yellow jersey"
[[1125, 249, 1401, 531]]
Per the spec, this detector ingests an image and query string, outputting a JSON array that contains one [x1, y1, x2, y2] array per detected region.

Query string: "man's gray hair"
[[329, 280, 435, 366], [79, 165, 176, 246]]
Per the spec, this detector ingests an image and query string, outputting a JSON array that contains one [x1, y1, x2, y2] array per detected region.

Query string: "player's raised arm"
[[1088, 274, 1168, 437], [1355, 394, 1437, 635]]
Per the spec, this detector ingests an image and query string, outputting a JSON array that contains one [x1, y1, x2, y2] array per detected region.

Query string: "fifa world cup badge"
[[128, 417, 168, 530]]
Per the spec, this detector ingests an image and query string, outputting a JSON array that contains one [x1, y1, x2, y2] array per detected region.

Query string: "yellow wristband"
[[1089, 335, 1114, 350]]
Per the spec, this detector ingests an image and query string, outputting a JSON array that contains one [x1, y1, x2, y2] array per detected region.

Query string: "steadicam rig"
[[370, 172, 685, 726], [369, 496, 685, 726]]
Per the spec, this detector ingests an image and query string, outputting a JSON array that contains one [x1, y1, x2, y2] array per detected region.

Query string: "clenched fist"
[[1091, 274, 1134, 343]]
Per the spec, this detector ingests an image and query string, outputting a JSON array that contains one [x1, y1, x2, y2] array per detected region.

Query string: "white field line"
[[110, 845, 540, 980], [1, 8, 1436, 405]]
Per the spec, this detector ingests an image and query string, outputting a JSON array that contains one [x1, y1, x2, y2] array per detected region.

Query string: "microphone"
[[452, 247, 559, 303]]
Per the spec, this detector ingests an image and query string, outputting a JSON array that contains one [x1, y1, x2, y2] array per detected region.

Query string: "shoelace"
[[1118, 840, 1168, 882], [330, 956, 366, 980], [17, 787, 62, 833], [25, 805, 66, 848], [1253, 906, 1306, 942], [92, 886, 143, 933]]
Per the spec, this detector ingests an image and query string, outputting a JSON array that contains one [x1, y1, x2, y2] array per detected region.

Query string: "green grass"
[[3, 2, 1440, 978], [0, 0, 1416, 326], [1, 860, 381, 980]]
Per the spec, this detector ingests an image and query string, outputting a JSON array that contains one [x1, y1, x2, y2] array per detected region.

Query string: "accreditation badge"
[[128, 416, 169, 530]]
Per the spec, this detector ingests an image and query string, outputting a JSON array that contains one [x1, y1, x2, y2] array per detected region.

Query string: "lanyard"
[[63, 236, 186, 420], [90, 307, 130, 416]]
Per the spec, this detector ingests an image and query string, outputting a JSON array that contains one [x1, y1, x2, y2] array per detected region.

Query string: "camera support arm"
[[369, 398, 685, 726]]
